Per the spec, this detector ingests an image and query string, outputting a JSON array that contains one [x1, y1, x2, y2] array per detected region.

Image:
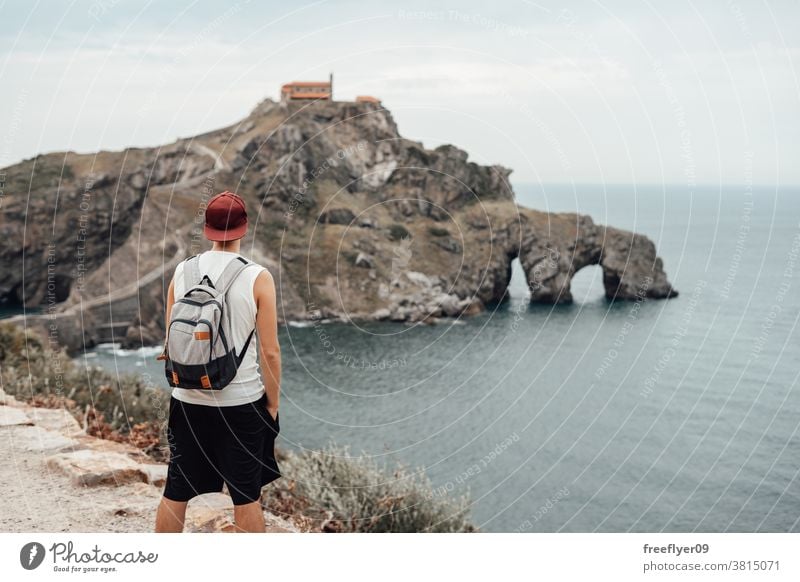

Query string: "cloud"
[[374, 58, 630, 99]]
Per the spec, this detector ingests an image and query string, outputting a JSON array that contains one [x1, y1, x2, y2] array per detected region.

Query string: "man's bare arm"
[[254, 270, 281, 417]]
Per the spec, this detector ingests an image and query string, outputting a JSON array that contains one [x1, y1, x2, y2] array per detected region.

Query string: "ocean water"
[[83, 183, 800, 532]]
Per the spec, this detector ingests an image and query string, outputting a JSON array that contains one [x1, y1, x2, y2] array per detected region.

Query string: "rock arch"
[[517, 213, 677, 304]]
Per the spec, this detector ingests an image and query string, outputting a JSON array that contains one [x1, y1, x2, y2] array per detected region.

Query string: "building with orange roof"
[[280, 74, 333, 101], [279, 75, 382, 104]]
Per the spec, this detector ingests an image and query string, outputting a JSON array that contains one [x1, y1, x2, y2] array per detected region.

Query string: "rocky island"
[[0, 97, 677, 352]]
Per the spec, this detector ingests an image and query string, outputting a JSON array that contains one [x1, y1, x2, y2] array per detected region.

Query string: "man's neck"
[[211, 240, 241, 253]]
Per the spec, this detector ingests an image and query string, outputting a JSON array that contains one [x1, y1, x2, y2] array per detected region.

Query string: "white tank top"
[[170, 250, 266, 407]]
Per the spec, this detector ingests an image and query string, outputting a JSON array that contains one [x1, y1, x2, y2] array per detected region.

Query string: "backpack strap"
[[183, 255, 202, 291], [216, 256, 259, 362], [215, 255, 258, 296], [236, 328, 256, 365]]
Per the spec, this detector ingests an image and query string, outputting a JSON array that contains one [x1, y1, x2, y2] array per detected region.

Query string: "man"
[[155, 191, 282, 533]]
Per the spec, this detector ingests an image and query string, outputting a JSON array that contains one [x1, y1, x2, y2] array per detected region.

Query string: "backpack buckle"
[[200, 375, 212, 389]]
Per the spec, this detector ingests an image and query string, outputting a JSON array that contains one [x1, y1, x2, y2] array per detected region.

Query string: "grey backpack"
[[163, 254, 258, 390]]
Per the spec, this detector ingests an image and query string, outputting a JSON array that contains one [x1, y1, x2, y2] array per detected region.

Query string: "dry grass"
[[266, 444, 475, 533], [0, 322, 170, 457]]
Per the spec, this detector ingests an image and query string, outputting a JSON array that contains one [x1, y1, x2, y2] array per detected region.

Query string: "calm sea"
[[81, 183, 800, 532]]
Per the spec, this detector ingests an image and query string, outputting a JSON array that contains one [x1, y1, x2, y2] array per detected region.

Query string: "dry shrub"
[[29, 393, 77, 410], [128, 421, 167, 460], [266, 443, 475, 533], [84, 406, 126, 442], [0, 322, 169, 456]]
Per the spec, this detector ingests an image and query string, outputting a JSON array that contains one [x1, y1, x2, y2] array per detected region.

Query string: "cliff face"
[[0, 154, 144, 306], [0, 97, 676, 350], [0, 143, 215, 306]]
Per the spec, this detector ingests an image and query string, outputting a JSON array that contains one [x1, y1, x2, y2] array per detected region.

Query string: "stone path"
[[0, 389, 295, 533]]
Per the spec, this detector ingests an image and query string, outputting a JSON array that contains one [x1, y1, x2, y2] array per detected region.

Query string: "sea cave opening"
[[507, 257, 530, 301], [570, 264, 606, 304]]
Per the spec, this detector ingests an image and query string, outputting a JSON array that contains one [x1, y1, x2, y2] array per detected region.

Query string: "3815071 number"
[[730, 560, 779, 571]]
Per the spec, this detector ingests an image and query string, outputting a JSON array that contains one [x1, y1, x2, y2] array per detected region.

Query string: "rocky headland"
[[0, 97, 677, 352]]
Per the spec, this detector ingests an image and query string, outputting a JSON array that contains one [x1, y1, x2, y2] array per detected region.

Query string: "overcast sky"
[[1, 0, 798, 186]]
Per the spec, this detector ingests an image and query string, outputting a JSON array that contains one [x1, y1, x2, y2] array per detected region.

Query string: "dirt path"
[[0, 432, 157, 533], [0, 389, 295, 533], [0, 399, 158, 532]]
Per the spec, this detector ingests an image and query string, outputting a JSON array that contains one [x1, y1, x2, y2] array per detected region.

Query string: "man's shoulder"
[[237, 254, 268, 274], [172, 253, 204, 283], [174, 253, 198, 274], [228, 256, 269, 289], [178, 252, 203, 264], [250, 264, 274, 292], [246, 258, 270, 273]]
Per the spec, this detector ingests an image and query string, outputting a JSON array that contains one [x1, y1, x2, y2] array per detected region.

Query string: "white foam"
[[101, 345, 164, 358], [95, 342, 122, 350]]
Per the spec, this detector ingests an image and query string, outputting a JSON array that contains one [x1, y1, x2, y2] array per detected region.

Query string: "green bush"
[[8, 158, 74, 192], [387, 223, 410, 241], [340, 250, 359, 265], [428, 226, 450, 237], [274, 443, 475, 532]]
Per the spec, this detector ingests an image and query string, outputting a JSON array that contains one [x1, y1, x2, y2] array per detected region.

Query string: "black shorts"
[[163, 393, 281, 506]]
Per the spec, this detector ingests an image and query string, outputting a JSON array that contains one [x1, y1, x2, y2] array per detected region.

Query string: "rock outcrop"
[[518, 215, 677, 304], [0, 97, 676, 351]]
